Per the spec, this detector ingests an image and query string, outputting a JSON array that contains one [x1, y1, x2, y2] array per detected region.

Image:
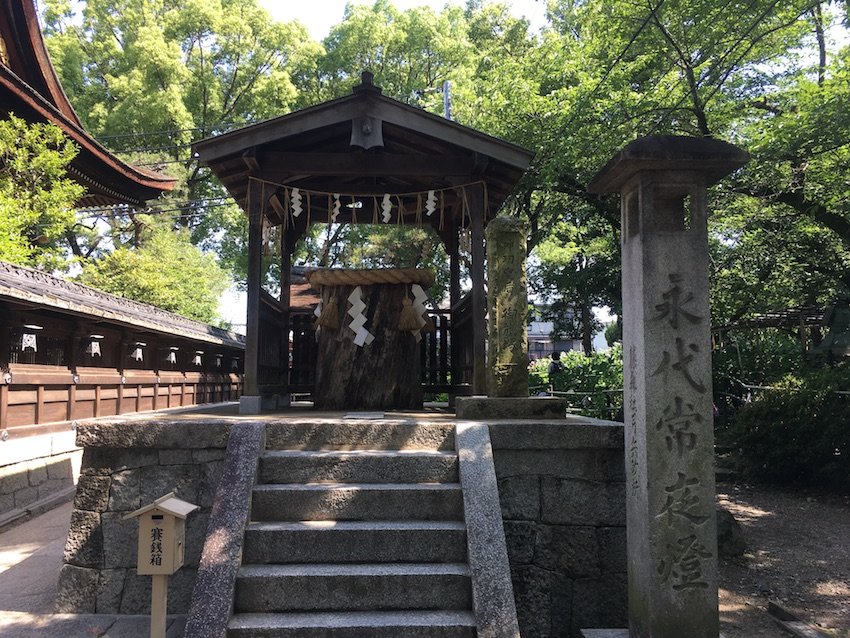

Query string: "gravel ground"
[[718, 482, 850, 638]]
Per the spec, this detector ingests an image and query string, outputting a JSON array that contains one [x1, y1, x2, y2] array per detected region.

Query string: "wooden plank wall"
[[0, 305, 244, 440]]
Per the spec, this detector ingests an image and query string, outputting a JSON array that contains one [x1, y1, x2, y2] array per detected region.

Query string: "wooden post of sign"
[[151, 573, 168, 638]]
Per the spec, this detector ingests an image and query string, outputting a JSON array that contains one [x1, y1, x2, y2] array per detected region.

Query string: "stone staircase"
[[227, 420, 477, 637]]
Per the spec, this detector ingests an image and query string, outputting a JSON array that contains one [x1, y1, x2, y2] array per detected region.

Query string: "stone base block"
[[456, 397, 567, 420], [239, 395, 263, 415], [261, 394, 290, 410], [582, 631, 725, 637]]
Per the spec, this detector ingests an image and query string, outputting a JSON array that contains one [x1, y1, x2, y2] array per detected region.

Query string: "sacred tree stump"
[[306, 268, 435, 410]]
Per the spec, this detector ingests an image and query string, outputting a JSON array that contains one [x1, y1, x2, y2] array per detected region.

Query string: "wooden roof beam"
[[254, 151, 475, 177]]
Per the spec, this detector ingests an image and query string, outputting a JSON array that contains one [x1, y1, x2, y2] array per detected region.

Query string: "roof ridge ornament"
[[353, 70, 382, 95]]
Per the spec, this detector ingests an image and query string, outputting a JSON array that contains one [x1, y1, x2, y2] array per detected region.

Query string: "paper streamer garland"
[[347, 286, 375, 347]]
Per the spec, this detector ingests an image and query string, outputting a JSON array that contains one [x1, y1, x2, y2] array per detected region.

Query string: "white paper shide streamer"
[[291, 188, 302, 217], [331, 194, 341, 223], [381, 193, 392, 222], [313, 299, 323, 341], [410, 284, 429, 342], [347, 286, 375, 347], [425, 190, 436, 217]]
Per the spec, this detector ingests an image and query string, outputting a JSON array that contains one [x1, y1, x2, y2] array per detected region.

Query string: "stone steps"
[[228, 611, 477, 638], [228, 419, 474, 637], [234, 563, 472, 612], [251, 483, 464, 521], [259, 449, 459, 484], [264, 421, 456, 452], [243, 520, 468, 564]]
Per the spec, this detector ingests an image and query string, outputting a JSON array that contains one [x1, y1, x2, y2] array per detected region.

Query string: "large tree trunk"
[[312, 282, 423, 410]]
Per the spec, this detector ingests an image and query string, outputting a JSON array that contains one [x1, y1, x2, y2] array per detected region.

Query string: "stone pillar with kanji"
[[587, 136, 748, 638], [486, 215, 529, 397]]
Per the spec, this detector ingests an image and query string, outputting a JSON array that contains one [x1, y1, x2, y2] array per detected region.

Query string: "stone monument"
[[457, 216, 569, 419], [585, 136, 748, 637], [486, 216, 529, 397]]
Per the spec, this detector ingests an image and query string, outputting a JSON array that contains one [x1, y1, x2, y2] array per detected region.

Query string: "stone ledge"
[[1, 430, 79, 467], [583, 631, 726, 637], [456, 422, 520, 637], [456, 396, 567, 420], [184, 421, 265, 638], [489, 419, 624, 450], [75, 420, 233, 449]]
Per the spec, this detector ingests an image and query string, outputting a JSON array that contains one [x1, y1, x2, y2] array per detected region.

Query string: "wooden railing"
[[0, 365, 241, 440], [1, 313, 243, 440]]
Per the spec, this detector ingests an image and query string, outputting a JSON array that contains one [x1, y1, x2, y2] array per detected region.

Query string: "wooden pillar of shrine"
[[240, 176, 264, 414], [468, 183, 487, 395]]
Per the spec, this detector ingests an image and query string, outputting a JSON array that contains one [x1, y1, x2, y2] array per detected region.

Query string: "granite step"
[[259, 450, 459, 484], [227, 610, 477, 638], [243, 520, 467, 564], [233, 564, 473, 613], [251, 483, 464, 521], [264, 421, 455, 452]]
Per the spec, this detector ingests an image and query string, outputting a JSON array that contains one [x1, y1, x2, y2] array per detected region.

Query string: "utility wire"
[[94, 122, 246, 142], [76, 196, 236, 218]]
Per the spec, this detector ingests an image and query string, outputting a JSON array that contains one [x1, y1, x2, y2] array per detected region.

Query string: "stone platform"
[[455, 396, 568, 419]]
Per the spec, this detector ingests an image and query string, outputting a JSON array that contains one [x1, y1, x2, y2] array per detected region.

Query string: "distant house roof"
[[0, 260, 245, 349], [0, 0, 176, 206]]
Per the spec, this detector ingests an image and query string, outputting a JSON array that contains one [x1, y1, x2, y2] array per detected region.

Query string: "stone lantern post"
[[585, 136, 748, 637]]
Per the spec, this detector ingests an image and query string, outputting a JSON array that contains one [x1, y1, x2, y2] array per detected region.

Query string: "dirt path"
[[718, 482, 850, 638]]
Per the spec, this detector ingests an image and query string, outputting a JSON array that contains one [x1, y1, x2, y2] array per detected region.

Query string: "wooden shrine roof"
[[0, 260, 245, 349], [0, 0, 176, 206], [192, 72, 534, 229]]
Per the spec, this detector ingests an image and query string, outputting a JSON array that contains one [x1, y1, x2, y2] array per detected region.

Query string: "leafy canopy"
[[0, 115, 83, 270], [77, 221, 230, 323]]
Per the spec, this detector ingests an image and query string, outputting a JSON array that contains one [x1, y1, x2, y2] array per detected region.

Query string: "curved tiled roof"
[[0, 260, 245, 349], [0, 0, 176, 206]]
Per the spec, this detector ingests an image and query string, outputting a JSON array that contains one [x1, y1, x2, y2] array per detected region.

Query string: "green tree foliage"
[[42, 0, 313, 146], [305, 0, 474, 105], [42, 0, 319, 274], [0, 115, 83, 270], [40, 0, 850, 347], [529, 202, 620, 353], [529, 346, 623, 418], [77, 221, 229, 323], [727, 364, 850, 489]]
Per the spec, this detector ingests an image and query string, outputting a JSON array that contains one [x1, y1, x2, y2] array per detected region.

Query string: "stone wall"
[[0, 430, 81, 526], [56, 415, 627, 635], [490, 418, 627, 637], [55, 418, 231, 614]]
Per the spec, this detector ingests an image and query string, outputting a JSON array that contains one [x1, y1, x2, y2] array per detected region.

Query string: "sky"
[[256, 0, 549, 41]]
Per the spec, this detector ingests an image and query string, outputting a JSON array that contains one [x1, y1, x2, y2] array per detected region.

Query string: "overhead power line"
[[76, 196, 237, 219]]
